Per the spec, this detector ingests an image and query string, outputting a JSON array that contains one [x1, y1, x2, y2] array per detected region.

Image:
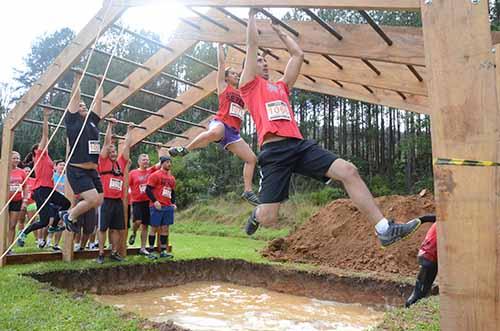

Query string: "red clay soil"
[[263, 193, 435, 277]]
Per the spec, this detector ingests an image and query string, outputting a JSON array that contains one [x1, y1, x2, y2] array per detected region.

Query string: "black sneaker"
[[48, 225, 65, 233], [51, 245, 62, 252], [241, 191, 260, 206], [169, 146, 189, 157], [38, 239, 47, 249], [110, 251, 124, 262], [17, 232, 26, 247], [160, 250, 173, 259], [96, 254, 105, 264], [377, 219, 421, 248], [245, 209, 260, 236], [60, 211, 80, 233], [128, 233, 136, 246]]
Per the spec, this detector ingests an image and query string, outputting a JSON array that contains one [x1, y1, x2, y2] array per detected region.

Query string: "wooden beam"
[[175, 0, 421, 11], [0, 121, 15, 266], [6, 2, 127, 128], [129, 72, 217, 146], [421, 1, 499, 330], [175, 17, 426, 65], [288, 73, 429, 114], [227, 49, 428, 96], [166, 117, 213, 147]]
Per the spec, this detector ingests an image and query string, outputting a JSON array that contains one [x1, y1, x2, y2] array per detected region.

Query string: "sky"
[[0, 1, 213, 86]]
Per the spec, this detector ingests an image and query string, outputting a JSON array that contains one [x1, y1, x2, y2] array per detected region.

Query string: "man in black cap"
[[145, 156, 176, 258]]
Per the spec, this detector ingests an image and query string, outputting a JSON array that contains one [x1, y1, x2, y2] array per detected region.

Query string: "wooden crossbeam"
[[166, 117, 213, 147], [128, 72, 217, 146], [175, 0, 421, 11], [227, 49, 427, 96], [5, 3, 126, 128]]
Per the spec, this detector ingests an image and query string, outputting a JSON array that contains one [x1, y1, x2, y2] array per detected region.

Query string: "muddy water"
[[96, 281, 383, 331]]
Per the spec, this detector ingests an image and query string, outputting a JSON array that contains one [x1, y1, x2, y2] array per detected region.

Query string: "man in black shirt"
[[60, 70, 104, 233]]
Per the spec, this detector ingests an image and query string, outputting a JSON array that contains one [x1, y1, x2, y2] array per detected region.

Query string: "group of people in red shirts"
[[8, 9, 438, 304]]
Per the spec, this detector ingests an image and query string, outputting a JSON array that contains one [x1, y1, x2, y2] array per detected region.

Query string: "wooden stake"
[[0, 121, 15, 267], [421, 1, 499, 329], [62, 142, 75, 262]]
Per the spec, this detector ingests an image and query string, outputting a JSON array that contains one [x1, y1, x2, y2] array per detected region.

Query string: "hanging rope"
[[1, 0, 127, 259]]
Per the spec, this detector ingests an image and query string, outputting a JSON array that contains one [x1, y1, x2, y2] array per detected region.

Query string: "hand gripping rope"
[[0, 0, 127, 260]]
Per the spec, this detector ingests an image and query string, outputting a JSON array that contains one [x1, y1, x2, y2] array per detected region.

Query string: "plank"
[[421, 0, 499, 330], [0, 122, 15, 267]]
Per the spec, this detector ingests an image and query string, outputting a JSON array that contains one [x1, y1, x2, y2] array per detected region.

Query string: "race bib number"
[[162, 187, 172, 198], [88, 140, 100, 154], [139, 184, 147, 194], [9, 184, 20, 192], [229, 102, 245, 120], [265, 101, 291, 121], [109, 178, 123, 191]]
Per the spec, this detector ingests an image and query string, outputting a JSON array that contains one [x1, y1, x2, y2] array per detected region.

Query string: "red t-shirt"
[[129, 166, 158, 203], [214, 84, 245, 130], [418, 223, 438, 263], [33, 149, 54, 190], [240, 76, 303, 146], [9, 168, 27, 201], [146, 169, 176, 207], [98, 154, 128, 199], [25, 177, 36, 205]]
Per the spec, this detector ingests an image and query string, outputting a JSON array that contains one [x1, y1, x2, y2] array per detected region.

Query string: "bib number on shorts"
[[9, 184, 20, 192], [162, 187, 172, 198], [229, 102, 245, 120], [139, 184, 147, 194], [265, 101, 291, 121], [88, 140, 100, 154], [109, 178, 123, 191]]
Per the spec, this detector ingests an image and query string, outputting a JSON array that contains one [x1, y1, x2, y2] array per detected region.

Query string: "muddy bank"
[[264, 194, 435, 276], [29, 258, 414, 308]]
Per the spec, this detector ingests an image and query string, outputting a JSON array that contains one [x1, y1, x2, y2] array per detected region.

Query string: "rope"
[[1, 0, 125, 260]]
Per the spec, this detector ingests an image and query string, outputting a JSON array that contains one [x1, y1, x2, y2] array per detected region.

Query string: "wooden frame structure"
[[0, 1, 499, 329]]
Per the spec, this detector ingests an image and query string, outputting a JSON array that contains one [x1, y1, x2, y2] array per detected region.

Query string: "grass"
[[373, 296, 440, 331]]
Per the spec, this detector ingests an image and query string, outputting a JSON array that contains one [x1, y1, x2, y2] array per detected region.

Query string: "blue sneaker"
[[60, 211, 80, 233], [17, 232, 26, 247], [245, 208, 259, 236]]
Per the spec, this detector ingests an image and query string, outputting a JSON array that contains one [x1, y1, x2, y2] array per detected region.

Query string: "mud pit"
[[29, 259, 415, 330]]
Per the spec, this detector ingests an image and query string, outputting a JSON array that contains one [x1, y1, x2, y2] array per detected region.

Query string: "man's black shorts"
[[258, 138, 338, 204], [132, 201, 150, 225], [67, 165, 103, 195], [8, 200, 22, 212], [99, 198, 125, 231]]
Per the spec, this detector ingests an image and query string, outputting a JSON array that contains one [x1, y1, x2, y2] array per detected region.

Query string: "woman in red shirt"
[[169, 43, 259, 206], [7, 151, 28, 251]]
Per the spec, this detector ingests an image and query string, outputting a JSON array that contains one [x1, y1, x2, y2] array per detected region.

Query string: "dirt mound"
[[263, 194, 435, 277]]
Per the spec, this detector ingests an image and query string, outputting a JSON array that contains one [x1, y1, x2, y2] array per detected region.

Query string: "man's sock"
[[148, 235, 156, 250], [375, 218, 390, 234], [160, 235, 167, 251]]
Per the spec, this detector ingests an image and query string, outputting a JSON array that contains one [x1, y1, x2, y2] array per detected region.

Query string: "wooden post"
[[118, 140, 129, 257], [421, 1, 499, 330], [0, 121, 15, 267], [62, 142, 75, 262]]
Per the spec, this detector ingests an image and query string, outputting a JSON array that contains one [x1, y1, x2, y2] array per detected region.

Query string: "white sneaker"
[[74, 243, 81, 251]]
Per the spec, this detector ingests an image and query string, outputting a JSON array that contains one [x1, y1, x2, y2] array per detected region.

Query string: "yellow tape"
[[434, 158, 500, 167]]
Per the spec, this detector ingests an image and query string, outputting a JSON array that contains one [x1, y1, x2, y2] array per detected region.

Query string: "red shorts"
[[418, 223, 437, 262]]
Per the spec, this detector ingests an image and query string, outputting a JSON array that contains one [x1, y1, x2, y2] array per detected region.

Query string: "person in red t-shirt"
[[95, 119, 131, 264], [406, 214, 438, 308], [7, 151, 28, 251], [17, 167, 36, 238], [128, 148, 166, 257], [169, 43, 259, 206], [18, 108, 71, 247], [145, 156, 176, 259], [239, 9, 421, 247]]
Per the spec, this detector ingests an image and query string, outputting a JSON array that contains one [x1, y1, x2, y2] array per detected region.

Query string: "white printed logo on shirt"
[[88, 140, 100, 154], [139, 184, 147, 194], [162, 187, 172, 198], [229, 102, 245, 120], [109, 178, 123, 191], [9, 184, 20, 192], [265, 100, 291, 121]]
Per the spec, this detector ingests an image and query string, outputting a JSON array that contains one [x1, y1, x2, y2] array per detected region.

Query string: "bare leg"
[[326, 159, 383, 225], [255, 203, 281, 227], [227, 140, 258, 192], [140, 224, 148, 250], [110, 229, 120, 253], [17, 210, 26, 232], [70, 189, 102, 220], [186, 123, 224, 151], [98, 230, 107, 255], [8, 211, 19, 247]]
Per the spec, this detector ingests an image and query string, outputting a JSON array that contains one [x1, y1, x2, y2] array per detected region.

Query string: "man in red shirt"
[[18, 108, 71, 247], [96, 119, 131, 264], [128, 149, 164, 257], [240, 10, 421, 247], [145, 156, 176, 258]]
